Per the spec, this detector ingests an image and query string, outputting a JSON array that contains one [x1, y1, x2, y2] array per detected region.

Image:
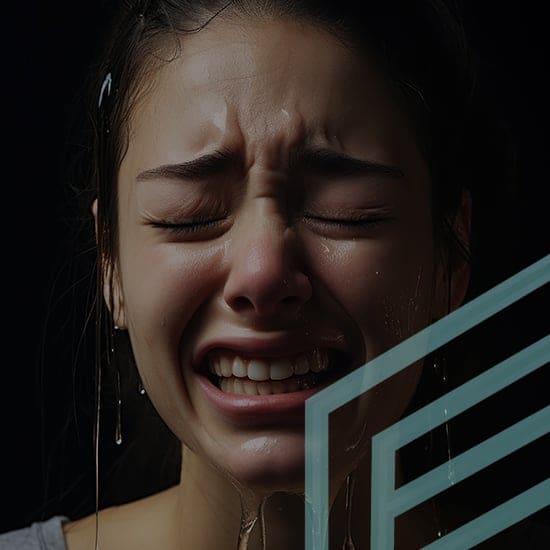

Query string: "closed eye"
[[150, 217, 228, 237], [302, 214, 390, 227], [301, 214, 393, 238]]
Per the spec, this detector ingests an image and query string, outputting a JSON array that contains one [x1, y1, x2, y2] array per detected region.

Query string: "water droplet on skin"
[[447, 463, 456, 485], [115, 370, 122, 445], [212, 102, 228, 132], [237, 512, 257, 550], [345, 419, 368, 453], [341, 473, 357, 549], [233, 481, 268, 550], [237, 494, 269, 550], [444, 416, 455, 485], [259, 498, 267, 550]]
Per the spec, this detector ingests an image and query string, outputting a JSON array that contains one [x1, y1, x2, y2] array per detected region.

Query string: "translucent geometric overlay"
[[305, 254, 549, 549]]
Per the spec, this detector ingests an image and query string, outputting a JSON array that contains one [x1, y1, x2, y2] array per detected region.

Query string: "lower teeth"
[[217, 373, 324, 395]]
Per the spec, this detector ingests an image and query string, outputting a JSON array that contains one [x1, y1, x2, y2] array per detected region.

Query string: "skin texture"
[[65, 16, 470, 550]]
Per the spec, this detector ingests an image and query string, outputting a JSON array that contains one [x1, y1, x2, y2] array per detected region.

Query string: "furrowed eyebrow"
[[136, 146, 404, 183], [136, 148, 238, 182], [293, 147, 405, 179]]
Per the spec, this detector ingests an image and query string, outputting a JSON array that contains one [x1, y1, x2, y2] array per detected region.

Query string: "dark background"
[[3, 0, 549, 540]]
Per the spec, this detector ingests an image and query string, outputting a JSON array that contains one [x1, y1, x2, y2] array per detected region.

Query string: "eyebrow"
[[293, 147, 405, 179], [136, 146, 404, 183], [136, 148, 238, 182]]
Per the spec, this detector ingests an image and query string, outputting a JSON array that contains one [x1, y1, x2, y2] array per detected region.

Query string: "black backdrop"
[[3, 0, 549, 538]]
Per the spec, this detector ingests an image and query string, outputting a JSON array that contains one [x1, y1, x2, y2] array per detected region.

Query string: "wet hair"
[[62, 0, 516, 512]]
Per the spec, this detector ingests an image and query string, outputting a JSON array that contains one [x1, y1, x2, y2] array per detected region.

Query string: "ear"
[[433, 189, 472, 318], [92, 199, 127, 329]]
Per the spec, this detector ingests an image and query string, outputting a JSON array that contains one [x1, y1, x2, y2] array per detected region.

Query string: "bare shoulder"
[[63, 487, 179, 550]]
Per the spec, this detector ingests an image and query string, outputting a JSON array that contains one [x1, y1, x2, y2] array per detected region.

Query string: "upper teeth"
[[207, 349, 330, 381]]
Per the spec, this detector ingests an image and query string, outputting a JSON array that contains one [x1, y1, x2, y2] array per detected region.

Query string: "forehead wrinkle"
[[150, 24, 354, 166], [122, 17, 424, 197], [241, 106, 309, 172]]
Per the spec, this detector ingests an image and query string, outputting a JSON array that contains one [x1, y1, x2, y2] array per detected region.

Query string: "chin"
[[218, 431, 308, 496]]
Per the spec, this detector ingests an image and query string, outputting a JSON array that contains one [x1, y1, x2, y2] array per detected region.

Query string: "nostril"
[[223, 258, 313, 317], [231, 296, 253, 312]]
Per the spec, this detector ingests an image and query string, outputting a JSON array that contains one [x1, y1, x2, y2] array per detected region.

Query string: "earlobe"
[[105, 268, 127, 330], [92, 198, 127, 329]]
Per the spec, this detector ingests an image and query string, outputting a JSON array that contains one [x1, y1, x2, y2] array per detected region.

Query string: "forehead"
[[123, 17, 420, 173]]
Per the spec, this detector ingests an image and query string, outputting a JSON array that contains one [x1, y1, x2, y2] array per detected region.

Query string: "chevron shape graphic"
[[305, 254, 549, 549]]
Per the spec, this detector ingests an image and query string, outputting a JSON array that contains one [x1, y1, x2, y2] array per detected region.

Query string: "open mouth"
[[203, 348, 349, 396]]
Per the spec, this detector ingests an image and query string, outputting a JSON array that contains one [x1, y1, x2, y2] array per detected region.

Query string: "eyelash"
[[302, 215, 388, 229], [150, 214, 389, 237], [151, 218, 226, 235]]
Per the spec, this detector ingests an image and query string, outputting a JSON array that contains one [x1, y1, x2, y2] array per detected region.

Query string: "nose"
[[223, 219, 312, 321]]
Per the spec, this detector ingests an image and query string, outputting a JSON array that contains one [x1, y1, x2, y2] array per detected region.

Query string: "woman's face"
[[111, 17, 465, 492]]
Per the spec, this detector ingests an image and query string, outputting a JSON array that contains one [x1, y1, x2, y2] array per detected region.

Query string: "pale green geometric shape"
[[371, 338, 549, 548], [372, 403, 549, 548], [422, 479, 550, 549], [305, 254, 549, 549]]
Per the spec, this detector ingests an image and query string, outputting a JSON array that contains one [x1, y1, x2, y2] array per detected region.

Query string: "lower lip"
[[195, 372, 339, 425]]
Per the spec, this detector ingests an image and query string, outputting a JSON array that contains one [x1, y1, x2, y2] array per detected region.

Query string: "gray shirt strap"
[[0, 516, 68, 550]]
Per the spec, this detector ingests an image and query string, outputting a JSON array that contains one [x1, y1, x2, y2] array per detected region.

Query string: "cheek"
[[121, 242, 225, 338], [306, 225, 435, 357], [309, 232, 434, 477], [118, 238, 227, 430]]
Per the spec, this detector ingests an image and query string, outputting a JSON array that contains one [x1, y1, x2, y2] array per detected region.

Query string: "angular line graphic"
[[304, 254, 549, 549], [372, 404, 549, 548], [422, 479, 550, 549]]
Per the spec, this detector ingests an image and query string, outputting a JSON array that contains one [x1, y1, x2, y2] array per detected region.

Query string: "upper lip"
[[193, 333, 352, 373]]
